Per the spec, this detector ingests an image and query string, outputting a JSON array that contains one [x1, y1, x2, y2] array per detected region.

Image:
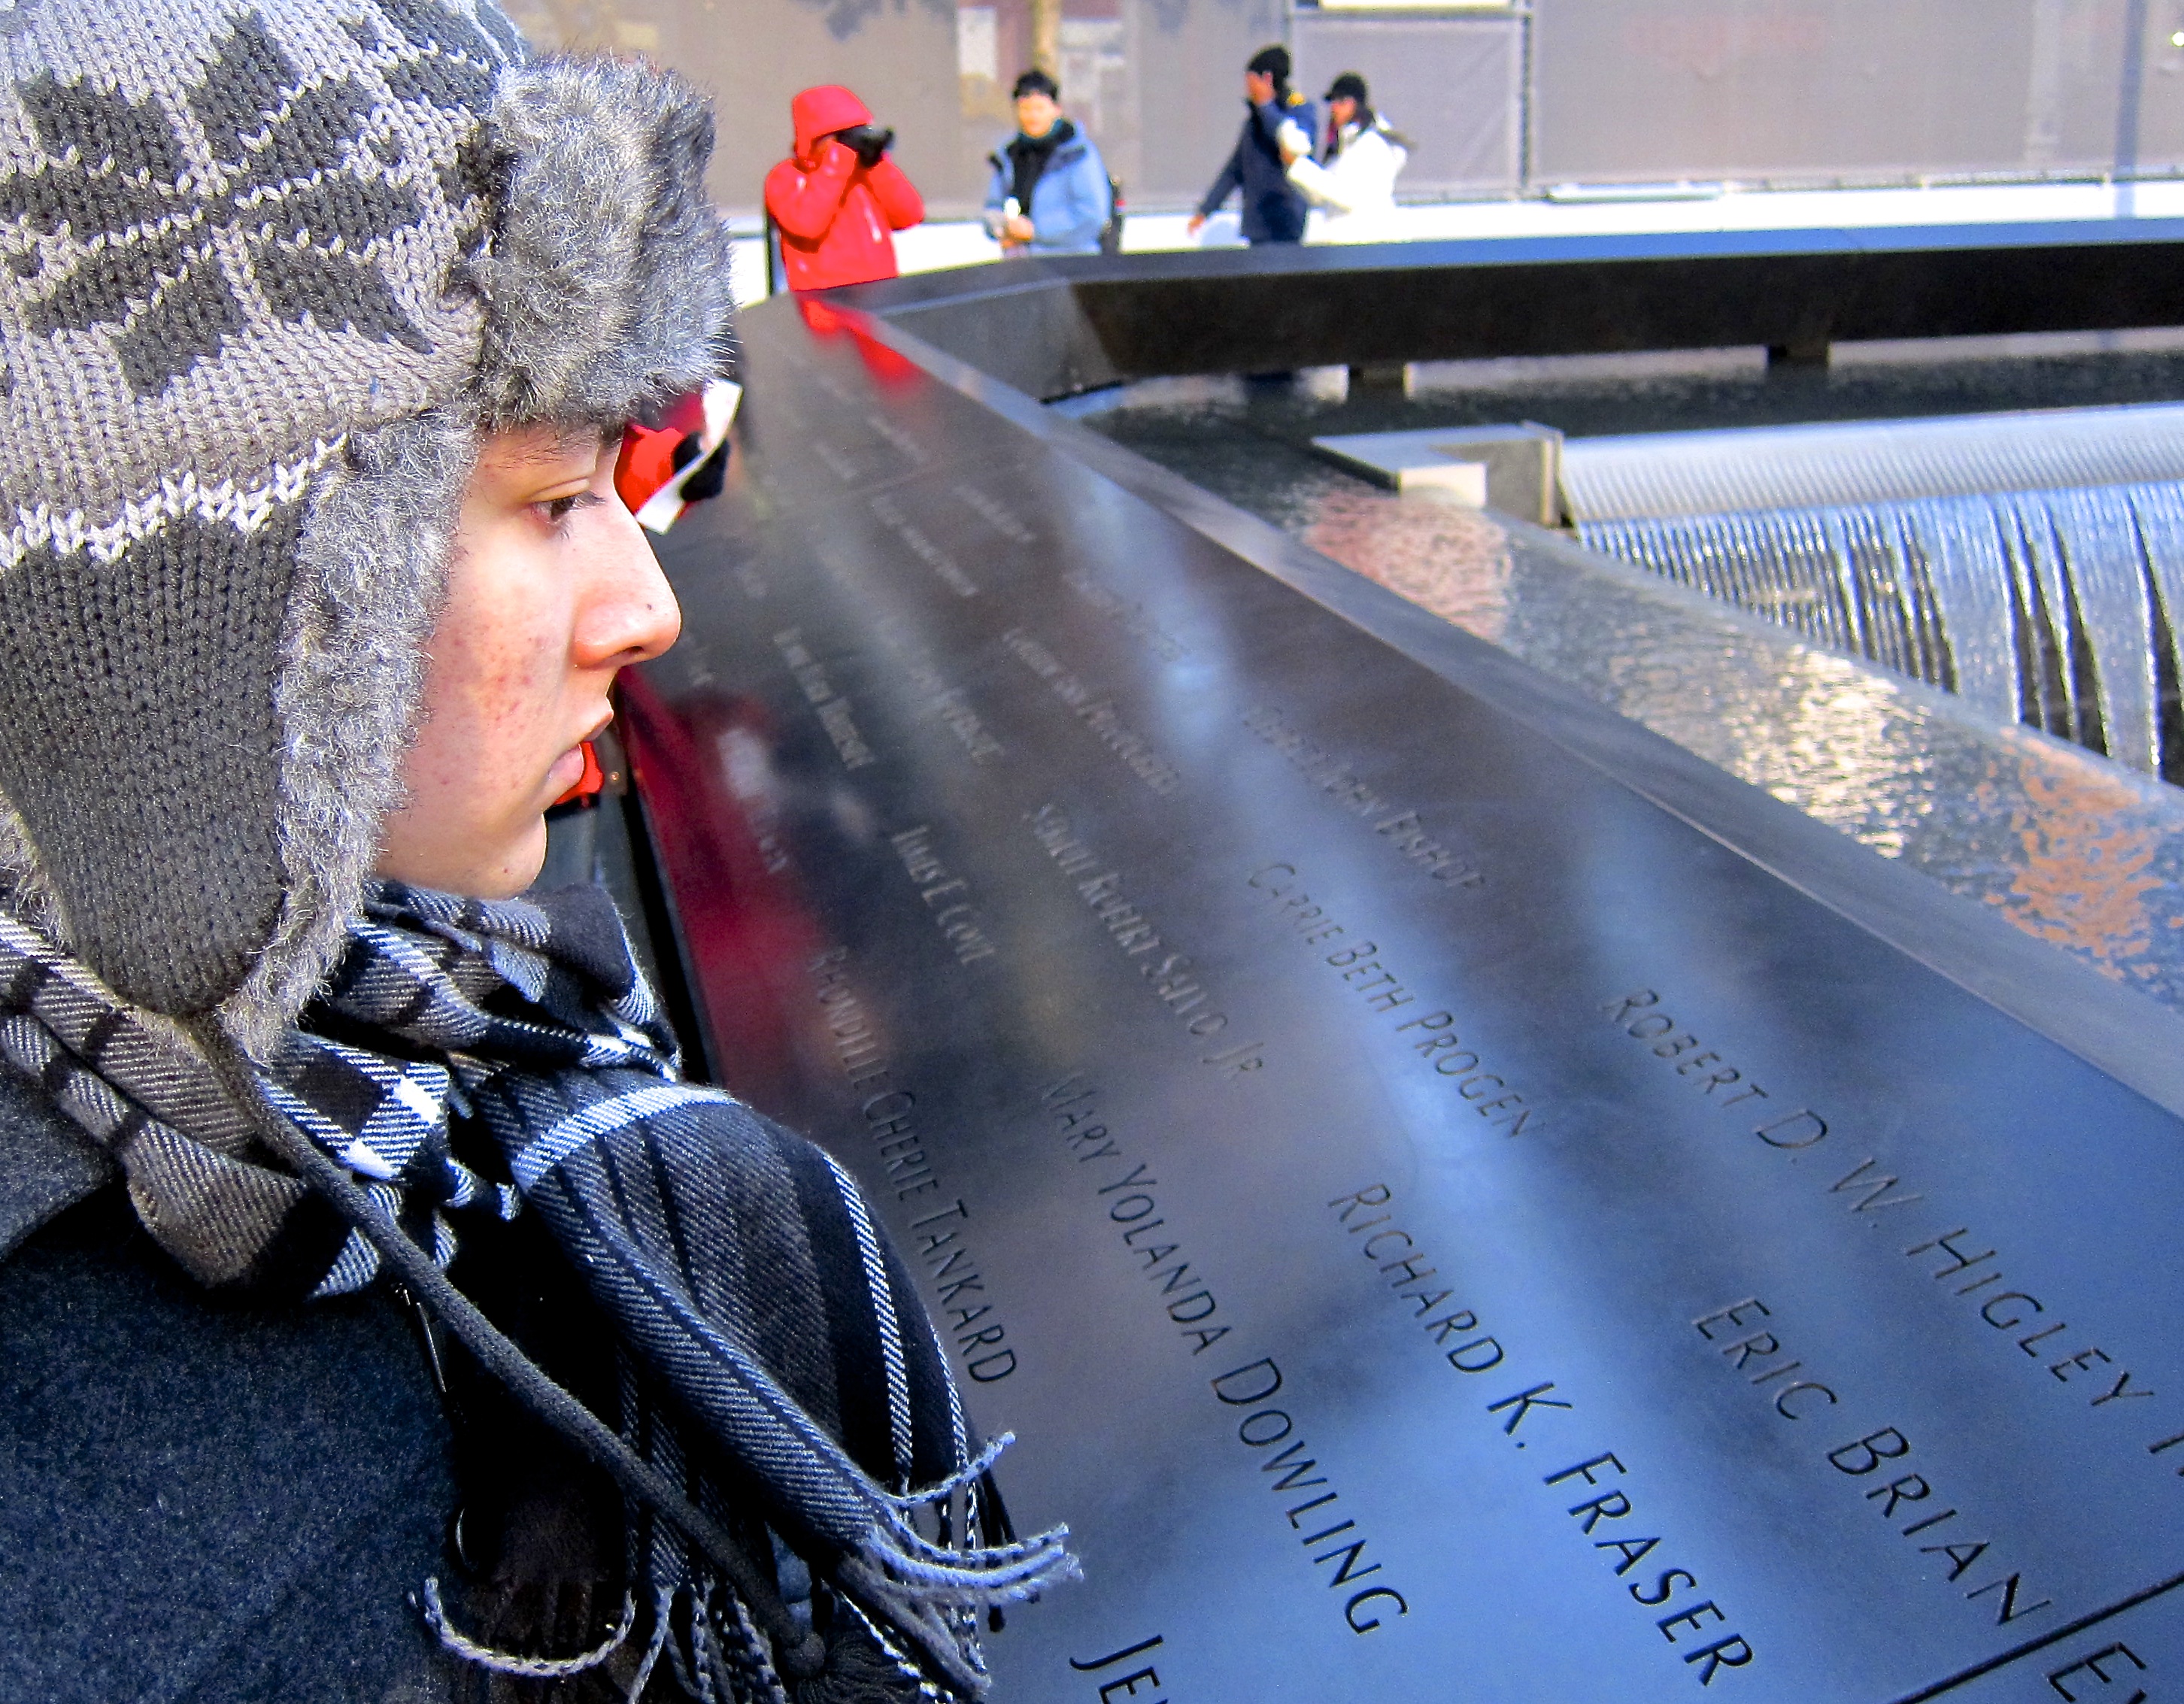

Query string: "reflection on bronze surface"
[[1302, 485, 1515, 646], [1982, 754, 2167, 974]]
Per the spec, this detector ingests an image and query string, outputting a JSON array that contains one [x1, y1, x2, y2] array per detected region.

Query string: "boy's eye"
[[541, 490, 602, 526]]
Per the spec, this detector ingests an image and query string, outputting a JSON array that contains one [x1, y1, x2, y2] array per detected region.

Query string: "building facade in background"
[[517, 0, 2184, 220]]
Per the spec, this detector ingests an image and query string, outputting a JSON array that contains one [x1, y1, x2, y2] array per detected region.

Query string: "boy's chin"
[[372, 809, 549, 900], [498, 817, 551, 899], [438, 817, 550, 902]]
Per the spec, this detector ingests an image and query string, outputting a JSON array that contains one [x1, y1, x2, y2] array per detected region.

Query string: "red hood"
[[791, 86, 872, 158]]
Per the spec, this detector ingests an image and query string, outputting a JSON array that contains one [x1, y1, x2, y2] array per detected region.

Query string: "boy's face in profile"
[[374, 424, 682, 899]]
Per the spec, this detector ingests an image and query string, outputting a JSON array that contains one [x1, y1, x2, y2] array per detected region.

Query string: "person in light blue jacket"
[[984, 68, 1115, 256]]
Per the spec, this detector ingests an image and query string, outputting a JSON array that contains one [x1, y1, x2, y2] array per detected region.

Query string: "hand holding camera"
[[839, 123, 895, 168]]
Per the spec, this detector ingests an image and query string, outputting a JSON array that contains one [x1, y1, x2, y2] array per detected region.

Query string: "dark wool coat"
[[1197, 94, 1318, 244], [0, 1070, 460, 1703]]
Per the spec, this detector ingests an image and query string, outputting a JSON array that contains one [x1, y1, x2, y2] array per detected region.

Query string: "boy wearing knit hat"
[[0, 4, 1069, 1701]]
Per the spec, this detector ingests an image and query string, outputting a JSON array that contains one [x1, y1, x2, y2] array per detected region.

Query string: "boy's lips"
[[545, 716, 613, 797], [545, 742, 589, 795]]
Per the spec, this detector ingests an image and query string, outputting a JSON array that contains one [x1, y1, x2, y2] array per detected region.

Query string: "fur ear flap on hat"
[[469, 57, 739, 427]]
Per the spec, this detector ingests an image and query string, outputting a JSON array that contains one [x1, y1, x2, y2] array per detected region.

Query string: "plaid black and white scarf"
[[0, 880, 1072, 1701]]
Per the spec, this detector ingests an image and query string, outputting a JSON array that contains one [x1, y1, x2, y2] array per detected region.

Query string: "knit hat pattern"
[[0, 0, 734, 1038]]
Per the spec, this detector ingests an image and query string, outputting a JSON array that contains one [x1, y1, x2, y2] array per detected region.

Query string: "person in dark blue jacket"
[[1187, 44, 1318, 245], [984, 68, 1115, 256]]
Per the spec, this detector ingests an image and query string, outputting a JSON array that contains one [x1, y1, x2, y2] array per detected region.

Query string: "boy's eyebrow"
[[502, 425, 618, 466]]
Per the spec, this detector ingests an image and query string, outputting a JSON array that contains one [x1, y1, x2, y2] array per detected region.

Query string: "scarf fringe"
[[571, 1202, 1073, 1621], [893, 1433, 1009, 1511], [840, 1545, 1075, 1696], [857, 1513, 1078, 1605], [860, 1432, 1077, 1608], [663, 1583, 794, 1704]]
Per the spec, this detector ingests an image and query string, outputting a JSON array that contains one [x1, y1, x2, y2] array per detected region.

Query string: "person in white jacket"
[[1285, 71, 1409, 244]]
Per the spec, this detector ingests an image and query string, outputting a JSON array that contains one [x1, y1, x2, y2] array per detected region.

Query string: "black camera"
[[838, 123, 894, 168]]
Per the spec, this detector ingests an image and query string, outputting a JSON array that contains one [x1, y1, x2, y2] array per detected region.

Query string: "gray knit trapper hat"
[[0, 0, 736, 1046]]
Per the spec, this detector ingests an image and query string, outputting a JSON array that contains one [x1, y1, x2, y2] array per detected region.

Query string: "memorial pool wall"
[[593, 247, 2184, 1697]]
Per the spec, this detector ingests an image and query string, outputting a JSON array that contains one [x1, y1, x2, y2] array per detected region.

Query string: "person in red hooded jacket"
[[764, 85, 926, 292]]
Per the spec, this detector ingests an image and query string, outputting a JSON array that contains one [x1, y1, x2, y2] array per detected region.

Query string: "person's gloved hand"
[[839, 123, 894, 168]]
